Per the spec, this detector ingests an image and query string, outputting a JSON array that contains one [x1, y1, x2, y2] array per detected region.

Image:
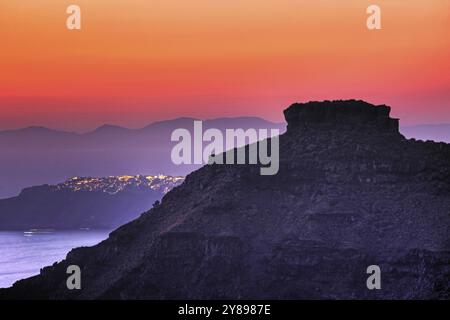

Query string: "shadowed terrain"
[[1, 100, 449, 299]]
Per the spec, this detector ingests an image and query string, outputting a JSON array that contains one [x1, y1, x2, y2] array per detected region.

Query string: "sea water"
[[0, 230, 110, 288]]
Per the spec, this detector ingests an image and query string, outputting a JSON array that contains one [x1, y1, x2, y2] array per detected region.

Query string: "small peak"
[[283, 100, 400, 135], [91, 124, 127, 134], [17, 126, 56, 134], [23, 126, 52, 131]]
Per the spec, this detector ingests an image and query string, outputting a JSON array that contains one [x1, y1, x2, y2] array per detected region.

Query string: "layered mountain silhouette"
[[1, 116, 448, 199], [0, 117, 285, 198], [1, 100, 449, 299], [0, 175, 183, 230]]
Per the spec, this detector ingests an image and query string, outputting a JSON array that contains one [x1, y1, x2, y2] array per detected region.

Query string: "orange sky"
[[0, 0, 449, 131]]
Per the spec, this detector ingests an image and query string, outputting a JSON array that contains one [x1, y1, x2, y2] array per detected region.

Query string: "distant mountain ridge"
[[401, 123, 450, 143], [0, 116, 284, 135], [2, 118, 448, 141], [0, 175, 184, 230], [0, 116, 448, 198], [0, 117, 285, 198]]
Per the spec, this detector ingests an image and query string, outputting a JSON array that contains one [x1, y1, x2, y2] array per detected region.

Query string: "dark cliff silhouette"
[[1, 100, 449, 299]]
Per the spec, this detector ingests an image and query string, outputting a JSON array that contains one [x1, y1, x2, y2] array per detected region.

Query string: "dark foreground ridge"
[[2, 100, 449, 299]]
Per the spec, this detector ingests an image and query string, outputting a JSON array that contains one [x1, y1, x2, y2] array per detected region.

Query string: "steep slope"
[[2, 100, 449, 299]]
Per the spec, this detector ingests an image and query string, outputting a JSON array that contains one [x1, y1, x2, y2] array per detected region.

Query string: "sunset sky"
[[1, 0, 449, 131]]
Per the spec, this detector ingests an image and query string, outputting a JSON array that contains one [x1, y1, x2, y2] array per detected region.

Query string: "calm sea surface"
[[0, 230, 110, 288]]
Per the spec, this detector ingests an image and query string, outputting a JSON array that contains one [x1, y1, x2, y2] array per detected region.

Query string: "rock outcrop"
[[2, 100, 449, 299]]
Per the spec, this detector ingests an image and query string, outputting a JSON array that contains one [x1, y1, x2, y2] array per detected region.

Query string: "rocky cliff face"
[[2, 100, 449, 299]]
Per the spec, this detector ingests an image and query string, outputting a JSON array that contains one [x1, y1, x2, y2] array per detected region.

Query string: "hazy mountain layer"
[[0, 117, 285, 198], [0, 175, 183, 230]]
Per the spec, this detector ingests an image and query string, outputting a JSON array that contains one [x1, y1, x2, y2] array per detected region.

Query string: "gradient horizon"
[[1, 0, 449, 132]]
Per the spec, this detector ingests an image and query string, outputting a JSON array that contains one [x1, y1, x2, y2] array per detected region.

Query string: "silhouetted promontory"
[[2, 100, 449, 299]]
